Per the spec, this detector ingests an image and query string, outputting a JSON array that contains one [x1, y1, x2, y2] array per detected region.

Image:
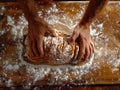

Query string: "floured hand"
[[25, 17, 56, 61], [70, 24, 94, 62]]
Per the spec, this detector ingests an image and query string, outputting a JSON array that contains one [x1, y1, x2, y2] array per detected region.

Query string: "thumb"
[[46, 25, 57, 37], [68, 30, 79, 44]]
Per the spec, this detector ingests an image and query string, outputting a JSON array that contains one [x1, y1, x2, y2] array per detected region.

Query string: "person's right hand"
[[70, 24, 94, 62]]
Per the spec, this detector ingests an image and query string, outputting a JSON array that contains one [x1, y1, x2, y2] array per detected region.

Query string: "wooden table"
[[0, 1, 120, 89]]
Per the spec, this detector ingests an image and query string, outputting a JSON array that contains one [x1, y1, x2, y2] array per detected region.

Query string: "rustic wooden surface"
[[0, 1, 120, 89]]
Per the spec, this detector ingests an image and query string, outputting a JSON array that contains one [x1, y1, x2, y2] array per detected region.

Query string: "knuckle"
[[71, 37, 75, 42], [73, 31, 79, 36]]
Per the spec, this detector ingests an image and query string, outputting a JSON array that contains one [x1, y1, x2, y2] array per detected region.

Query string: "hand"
[[25, 17, 56, 61], [70, 24, 94, 62]]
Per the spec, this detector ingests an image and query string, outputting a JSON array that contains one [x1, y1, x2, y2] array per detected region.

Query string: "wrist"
[[79, 23, 89, 29]]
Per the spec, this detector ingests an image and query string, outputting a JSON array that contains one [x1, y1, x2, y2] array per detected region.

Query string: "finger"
[[90, 42, 95, 53], [71, 31, 79, 42], [77, 39, 85, 61], [37, 35, 44, 57], [24, 36, 35, 59], [28, 38, 35, 56], [84, 45, 90, 61], [47, 25, 57, 37], [27, 42, 35, 60], [27, 46, 34, 59], [31, 41, 39, 56], [24, 36, 29, 46], [27, 36, 38, 57], [89, 44, 93, 59], [30, 56, 41, 60]]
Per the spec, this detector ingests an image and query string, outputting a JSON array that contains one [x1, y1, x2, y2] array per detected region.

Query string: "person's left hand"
[[25, 17, 56, 62]]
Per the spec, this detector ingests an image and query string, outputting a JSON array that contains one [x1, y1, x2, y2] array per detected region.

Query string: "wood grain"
[[0, 1, 120, 88]]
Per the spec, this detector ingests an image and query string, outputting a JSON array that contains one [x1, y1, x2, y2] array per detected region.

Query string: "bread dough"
[[24, 31, 88, 65]]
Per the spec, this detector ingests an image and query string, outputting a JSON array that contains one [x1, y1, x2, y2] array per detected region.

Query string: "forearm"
[[17, 0, 49, 29], [17, 0, 38, 21], [79, 0, 108, 26]]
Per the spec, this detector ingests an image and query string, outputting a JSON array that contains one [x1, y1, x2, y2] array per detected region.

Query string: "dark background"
[[0, 0, 120, 2]]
